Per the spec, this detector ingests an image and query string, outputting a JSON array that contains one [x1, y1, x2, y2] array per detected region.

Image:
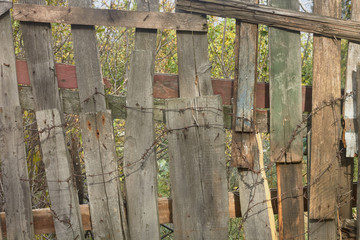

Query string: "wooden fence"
[[0, 0, 359, 239]]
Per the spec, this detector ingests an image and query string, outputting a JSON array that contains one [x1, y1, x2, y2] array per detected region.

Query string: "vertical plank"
[[309, 0, 341, 238], [165, 95, 229, 240], [36, 109, 84, 239], [19, 0, 84, 238], [0, 8, 34, 240], [69, 0, 128, 239], [176, 13, 212, 97], [356, 64, 360, 240], [79, 111, 127, 239], [231, 0, 276, 238], [268, 0, 304, 239], [124, 50, 160, 239]]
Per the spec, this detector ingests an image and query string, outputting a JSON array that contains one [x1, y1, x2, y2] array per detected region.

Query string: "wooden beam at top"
[[12, 3, 207, 32], [177, 0, 360, 43]]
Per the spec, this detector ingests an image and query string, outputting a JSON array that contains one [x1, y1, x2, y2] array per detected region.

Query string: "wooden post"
[[231, 0, 276, 238], [309, 0, 341, 239], [165, 95, 229, 239], [0, 6, 34, 239], [356, 64, 360, 240], [69, 0, 128, 239], [19, 0, 84, 238], [268, 0, 304, 239]]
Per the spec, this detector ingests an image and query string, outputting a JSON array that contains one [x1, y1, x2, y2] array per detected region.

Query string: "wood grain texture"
[[80, 111, 127, 240], [176, 9, 213, 97], [124, 50, 160, 240], [268, 0, 304, 238], [19, 1, 84, 238], [177, 0, 360, 43], [70, 0, 106, 113], [13, 3, 207, 32], [356, 64, 360, 240], [309, 0, 341, 238], [36, 108, 84, 239], [344, 0, 360, 157], [165, 95, 229, 240], [238, 133, 276, 240], [0, 1, 12, 17], [0, 10, 34, 240]]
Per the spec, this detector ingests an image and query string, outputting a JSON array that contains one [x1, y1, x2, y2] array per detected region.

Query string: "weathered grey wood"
[[356, 64, 360, 240], [309, 220, 337, 240], [177, 0, 360, 43], [79, 111, 127, 239], [0, 0, 12, 17], [19, 0, 84, 238], [69, 0, 106, 113], [13, 3, 207, 32], [165, 95, 229, 240], [268, 0, 304, 238], [235, 21, 257, 133], [309, 0, 341, 239], [344, 0, 360, 158], [124, 50, 160, 239], [238, 133, 276, 240], [177, 13, 212, 97], [0, 10, 34, 240], [36, 108, 84, 239], [69, 1, 128, 238]]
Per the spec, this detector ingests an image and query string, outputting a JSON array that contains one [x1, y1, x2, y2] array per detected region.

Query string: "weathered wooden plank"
[[177, 0, 360, 43], [13, 3, 207, 32], [79, 111, 127, 239], [356, 64, 360, 240], [0, 0, 12, 17], [36, 108, 84, 239], [268, 0, 304, 238], [309, 0, 341, 238], [124, 50, 160, 239], [238, 133, 276, 240], [344, 0, 360, 158], [177, 25, 213, 97], [0, 10, 34, 240], [165, 95, 229, 239], [19, 0, 84, 238]]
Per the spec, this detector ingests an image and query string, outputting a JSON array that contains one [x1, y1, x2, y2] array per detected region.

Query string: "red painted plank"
[[15, 60, 313, 112]]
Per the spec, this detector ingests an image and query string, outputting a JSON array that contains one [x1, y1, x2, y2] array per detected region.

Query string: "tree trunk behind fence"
[[0, 9, 34, 239]]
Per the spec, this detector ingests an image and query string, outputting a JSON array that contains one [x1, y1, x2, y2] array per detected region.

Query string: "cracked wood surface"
[[0, 9, 34, 239], [166, 95, 229, 240]]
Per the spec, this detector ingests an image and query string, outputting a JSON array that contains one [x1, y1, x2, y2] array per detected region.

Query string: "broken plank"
[[177, 0, 360, 43], [13, 3, 207, 32], [166, 95, 229, 240], [0, 9, 34, 240]]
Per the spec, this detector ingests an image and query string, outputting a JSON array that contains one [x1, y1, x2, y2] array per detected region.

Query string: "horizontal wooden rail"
[[15, 60, 313, 112], [12, 3, 207, 32], [177, 0, 360, 43], [1, 183, 356, 235]]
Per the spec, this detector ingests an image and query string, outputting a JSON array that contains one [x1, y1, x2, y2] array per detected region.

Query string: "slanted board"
[[124, 50, 160, 239], [238, 133, 276, 240], [165, 95, 229, 240], [176, 12, 212, 97], [13, 3, 207, 32], [235, 20, 257, 132], [36, 108, 84, 239], [0, 9, 34, 239], [309, 0, 341, 238], [70, 0, 106, 113], [344, 0, 360, 157], [79, 111, 126, 240]]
